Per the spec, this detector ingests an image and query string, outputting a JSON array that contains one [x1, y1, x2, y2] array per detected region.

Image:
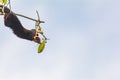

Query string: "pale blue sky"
[[0, 0, 120, 80]]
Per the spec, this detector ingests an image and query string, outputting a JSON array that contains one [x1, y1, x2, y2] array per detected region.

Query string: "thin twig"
[[15, 13, 45, 23], [15, 13, 38, 22], [9, 0, 11, 11], [36, 10, 40, 20]]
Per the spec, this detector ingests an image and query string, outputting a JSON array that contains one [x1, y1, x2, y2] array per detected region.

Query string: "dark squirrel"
[[0, 5, 40, 44]]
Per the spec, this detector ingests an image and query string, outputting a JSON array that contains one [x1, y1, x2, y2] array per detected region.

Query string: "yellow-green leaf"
[[38, 41, 45, 53], [0, 0, 8, 5]]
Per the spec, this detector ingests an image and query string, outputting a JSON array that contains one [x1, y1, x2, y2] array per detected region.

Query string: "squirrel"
[[0, 5, 41, 44]]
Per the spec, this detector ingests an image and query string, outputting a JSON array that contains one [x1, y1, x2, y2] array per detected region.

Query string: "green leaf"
[[38, 41, 45, 53], [0, 0, 8, 5]]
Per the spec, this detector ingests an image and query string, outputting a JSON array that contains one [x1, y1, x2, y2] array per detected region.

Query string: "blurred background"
[[0, 0, 120, 80]]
